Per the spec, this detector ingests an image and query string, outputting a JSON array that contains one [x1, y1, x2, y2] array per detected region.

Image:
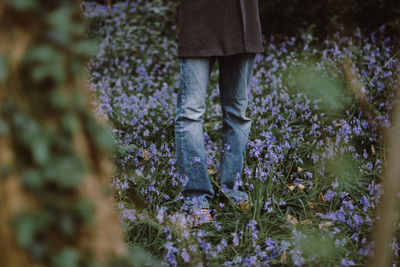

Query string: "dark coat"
[[177, 0, 264, 57]]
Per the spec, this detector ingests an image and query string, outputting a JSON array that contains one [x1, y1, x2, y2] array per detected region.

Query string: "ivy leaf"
[[70, 58, 83, 77], [47, 6, 73, 36], [93, 126, 115, 152], [32, 60, 66, 83], [25, 45, 61, 62], [127, 246, 163, 267], [86, 119, 115, 152], [31, 134, 50, 166], [13, 211, 50, 248], [44, 156, 85, 188], [73, 39, 100, 57], [21, 169, 43, 189], [5, 0, 37, 10], [75, 200, 94, 225], [25, 45, 66, 83], [51, 248, 80, 267], [13, 113, 40, 145], [0, 119, 9, 136], [62, 113, 79, 134], [0, 164, 12, 180], [49, 90, 70, 110], [59, 214, 75, 237], [0, 54, 8, 83]]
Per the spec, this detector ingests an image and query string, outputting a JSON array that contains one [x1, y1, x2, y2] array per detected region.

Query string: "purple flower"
[[181, 249, 190, 262], [263, 198, 273, 212], [232, 232, 239, 247], [352, 213, 363, 228], [360, 196, 370, 213], [324, 189, 337, 201], [340, 258, 355, 266], [121, 209, 136, 222]]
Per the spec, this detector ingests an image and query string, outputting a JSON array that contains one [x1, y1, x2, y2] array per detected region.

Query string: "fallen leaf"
[[137, 147, 150, 166], [287, 214, 299, 225], [301, 220, 313, 225], [297, 167, 303, 172], [280, 251, 287, 263], [319, 221, 332, 229], [307, 202, 315, 209], [142, 147, 150, 161], [319, 192, 326, 202], [207, 168, 217, 175], [298, 184, 305, 190], [371, 144, 375, 154], [286, 184, 295, 191]]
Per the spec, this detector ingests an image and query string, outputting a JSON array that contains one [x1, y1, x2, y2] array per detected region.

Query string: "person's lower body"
[[174, 53, 256, 212]]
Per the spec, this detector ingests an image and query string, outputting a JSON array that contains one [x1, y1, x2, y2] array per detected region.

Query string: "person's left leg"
[[218, 53, 256, 204]]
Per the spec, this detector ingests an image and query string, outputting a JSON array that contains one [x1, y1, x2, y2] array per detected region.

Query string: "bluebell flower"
[[232, 232, 239, 247], [340, 258, 355, 266], [324, 189, 337, 201]]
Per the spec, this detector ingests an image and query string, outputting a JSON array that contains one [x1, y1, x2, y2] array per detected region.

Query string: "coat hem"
[[177, 48, 264, 58]]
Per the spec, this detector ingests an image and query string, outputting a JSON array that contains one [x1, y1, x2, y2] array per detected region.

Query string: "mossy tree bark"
[[0, 1, 126, 266]]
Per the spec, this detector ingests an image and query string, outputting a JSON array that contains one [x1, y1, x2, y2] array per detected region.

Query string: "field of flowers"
[[84, 1, 400, 266]]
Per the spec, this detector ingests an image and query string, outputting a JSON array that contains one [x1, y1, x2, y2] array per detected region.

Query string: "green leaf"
[[285, 59, 351, 115], [13, 211, 50, 247], [51, 248, 80, 267], [13, 113, 40, 144], [5, 0, 37, 10], [50, 90, 70, 110], [70, 58, 83, 77], [47, 6, 73, 36], [32, 61, 66, 83], [62, 113, 79, 134], [0, 164, 12, 180], [31, 134, 50, 166], [86, 120, 115, 152], [44, 155, 85, 188], [24, 45, 66, 82], [71, 89, 87, 111], [127, 246, 163, 267], [21, 169, 43, 189], [73, 40, 100, 57], [75, 200, 94, 225], [59, 214, 75, 236], [0, 54, 9, 83], [0, 119, 9, 136], [25, 45, 61, 62]]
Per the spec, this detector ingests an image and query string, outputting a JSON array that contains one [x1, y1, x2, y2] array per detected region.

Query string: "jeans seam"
[[177, 60, 188, 181]]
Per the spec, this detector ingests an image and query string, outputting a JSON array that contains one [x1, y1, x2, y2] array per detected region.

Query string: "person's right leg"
[[175, 56, 217, 211]]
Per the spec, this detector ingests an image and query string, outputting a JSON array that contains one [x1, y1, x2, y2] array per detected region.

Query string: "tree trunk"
[[0, 1, 126, 266]]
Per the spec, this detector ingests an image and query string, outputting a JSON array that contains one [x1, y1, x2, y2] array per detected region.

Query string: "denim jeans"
[[175, 53, 256, 209]]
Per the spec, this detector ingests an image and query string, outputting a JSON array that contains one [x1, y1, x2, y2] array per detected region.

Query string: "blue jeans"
[[175, 53, 256, 209]]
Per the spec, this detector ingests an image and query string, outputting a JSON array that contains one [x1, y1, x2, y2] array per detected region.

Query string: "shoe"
[[220, 187, 250, 210], [191, 208, 212, 225]]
